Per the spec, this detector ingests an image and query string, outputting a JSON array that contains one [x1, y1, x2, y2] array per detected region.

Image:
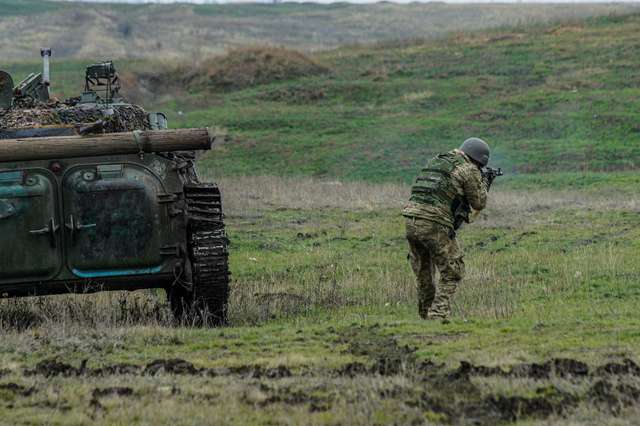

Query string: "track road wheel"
[[169, 183, 229, 326]]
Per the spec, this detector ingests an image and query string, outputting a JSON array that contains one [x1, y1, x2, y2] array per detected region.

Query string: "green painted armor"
[[409, 152, 466, 209]]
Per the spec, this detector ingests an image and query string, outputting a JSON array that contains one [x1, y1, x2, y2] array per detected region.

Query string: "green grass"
[[499, 171, 640, 192], [0, 0, 62, 16], [193, 2, 354, 18], [4, 10, 640, 187], [2, 181, 637, 366], [0, 181, 638, 423], [177, 13, 640, 183]]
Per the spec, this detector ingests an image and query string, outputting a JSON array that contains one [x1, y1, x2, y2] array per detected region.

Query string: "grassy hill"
[[0, 1, 638, 60], [164, 13, 640, 184], [4, 11, 640, 187]]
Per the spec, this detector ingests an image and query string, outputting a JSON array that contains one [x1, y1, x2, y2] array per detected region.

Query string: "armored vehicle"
[[0, 50, 229, 325]]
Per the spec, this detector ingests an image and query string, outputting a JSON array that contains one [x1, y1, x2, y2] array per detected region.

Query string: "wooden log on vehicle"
[[0, 128, 213, 162]]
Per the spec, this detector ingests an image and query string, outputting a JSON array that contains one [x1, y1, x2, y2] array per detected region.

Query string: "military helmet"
[[460, 137, 490, 167]]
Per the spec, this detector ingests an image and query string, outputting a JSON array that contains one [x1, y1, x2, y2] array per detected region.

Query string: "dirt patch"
[[336, 362, 369, 377], [24, 359, 86, 378], [23, 358, 293, 380], [136, 47, 330, 96], [440, 362, 639, 423], [482, 393, 568, 422], [595, 358, 640, 376], [92, 363, 141, 376], [452, 361, 508, 378], [89, 386, 136, 413], [247, 383, 333, 412], [339, 324, 416, 376], [144, 359, 201, 376], [21, 349, 640, 424], [0, 382, 36, 397], [587, 380, 640, 415], [296, 232, 320, 240], [451, 358, 592, 380], [407, 375, 578, 425], [552, 358, 589, 377], [336, 326, 640, 424], [259, 365, 293, 379], [506, 362, 552, 379], [188, 47, 329, 91], [92, 386, 134, 399], [210, 365, 292, 379]]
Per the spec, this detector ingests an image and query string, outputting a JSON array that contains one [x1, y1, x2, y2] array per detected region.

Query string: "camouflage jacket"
[[402, 149, 487, 229]]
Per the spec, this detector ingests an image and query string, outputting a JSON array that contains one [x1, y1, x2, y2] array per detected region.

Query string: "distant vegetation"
[[164, 13, 640, 183], [1, 1, 639, 60], [0, 0, 61, 16], [140, 47, 330, 93], [4, 7, 640, 185]]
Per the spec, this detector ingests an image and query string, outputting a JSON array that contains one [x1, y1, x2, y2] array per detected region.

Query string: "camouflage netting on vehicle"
[[0, 99, 150, 132]]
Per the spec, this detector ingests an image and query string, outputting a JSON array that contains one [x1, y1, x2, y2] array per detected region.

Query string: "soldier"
[[402, 138, 490, 321]]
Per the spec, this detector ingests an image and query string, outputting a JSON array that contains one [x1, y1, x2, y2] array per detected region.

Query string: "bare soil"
[[13, 325, 640, 425]]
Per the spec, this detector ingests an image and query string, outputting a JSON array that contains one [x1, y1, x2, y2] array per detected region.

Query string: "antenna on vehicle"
[[40, 48, 52, 96]]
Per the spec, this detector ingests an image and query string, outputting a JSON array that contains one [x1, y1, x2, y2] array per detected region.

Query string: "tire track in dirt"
[[11, 325, 640, 424], [23, 358, 294, 379], [335, 324, 640, 424]]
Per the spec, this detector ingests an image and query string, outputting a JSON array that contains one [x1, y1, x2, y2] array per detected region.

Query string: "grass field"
[[0, 177, 638, 424], [181, 12, 640, 182], [2, 5, 640, 425], [6, 13, 640, 185]]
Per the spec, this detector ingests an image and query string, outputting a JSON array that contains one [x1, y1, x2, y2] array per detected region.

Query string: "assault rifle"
[[452, 167, 503, 231], [482, 166, 503, 188]]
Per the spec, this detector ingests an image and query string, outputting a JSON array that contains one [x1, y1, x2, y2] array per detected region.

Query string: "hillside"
[[1, 1, 639, 60], [150, 13, 640, 183], [4, 12, 640, 185]]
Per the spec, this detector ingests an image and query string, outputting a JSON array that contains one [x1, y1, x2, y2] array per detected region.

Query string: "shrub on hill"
[[184, 47, 330, 91], [126, 47, 330, 101]]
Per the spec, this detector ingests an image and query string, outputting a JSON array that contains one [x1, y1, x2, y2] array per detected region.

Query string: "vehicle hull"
[[0, 152, 191, 295]]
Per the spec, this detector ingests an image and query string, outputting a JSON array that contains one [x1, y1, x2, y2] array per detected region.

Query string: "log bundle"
[[0, 128, 213, 162]]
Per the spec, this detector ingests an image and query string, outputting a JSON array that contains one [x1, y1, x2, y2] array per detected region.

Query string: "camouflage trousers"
[[404, 217, 465, 320]]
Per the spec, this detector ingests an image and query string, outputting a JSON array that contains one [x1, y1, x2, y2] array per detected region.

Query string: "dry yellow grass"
[[214, 174, 639, 218], [3, 3, 640, 60]]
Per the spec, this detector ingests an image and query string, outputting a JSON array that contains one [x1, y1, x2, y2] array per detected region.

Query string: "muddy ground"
[[3, 325, 638, 425]]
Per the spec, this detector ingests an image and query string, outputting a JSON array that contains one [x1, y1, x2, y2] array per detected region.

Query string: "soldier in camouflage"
[[402, 138, 490, 321]]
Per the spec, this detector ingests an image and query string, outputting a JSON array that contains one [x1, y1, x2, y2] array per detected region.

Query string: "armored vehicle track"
[[173, 183, 230, 325]]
